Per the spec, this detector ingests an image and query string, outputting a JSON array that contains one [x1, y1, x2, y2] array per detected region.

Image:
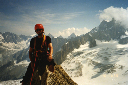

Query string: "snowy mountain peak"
[[68, 33, 76, 39], [89, 18, 126, 42], [1, 32, 31, 44], [58, 35, 63, 38], [98, 18, 117, 31], [47, 33, 54, 38]]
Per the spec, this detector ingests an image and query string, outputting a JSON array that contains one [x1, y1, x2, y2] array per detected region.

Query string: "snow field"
[[61, 40, 128, 85]]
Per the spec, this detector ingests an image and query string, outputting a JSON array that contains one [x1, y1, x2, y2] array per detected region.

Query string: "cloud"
[[0, 12, 35, 35], [0, 1, 84, 36], [0, 6, 84, 36], [99, 6, 128, 27], [55, 27, 90, 38], [59, 12, 83, 20], [32, 11, 83, 25]]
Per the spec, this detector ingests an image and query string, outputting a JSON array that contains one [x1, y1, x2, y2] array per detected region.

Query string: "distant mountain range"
[[47, 32, 77, 39], [54, 18, 128, 64], [0, 18, 128, 82]]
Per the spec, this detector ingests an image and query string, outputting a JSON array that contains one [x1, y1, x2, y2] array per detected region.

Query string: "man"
[[21, 24, 55, 85]]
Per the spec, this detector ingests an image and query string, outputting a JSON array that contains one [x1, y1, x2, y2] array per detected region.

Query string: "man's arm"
[[29, 47, 33, 62], [48, 43, 53, 60], [48, 43, 54, 72]]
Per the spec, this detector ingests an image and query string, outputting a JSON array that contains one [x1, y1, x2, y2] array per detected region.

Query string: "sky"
[[0, 0, 128, 38]]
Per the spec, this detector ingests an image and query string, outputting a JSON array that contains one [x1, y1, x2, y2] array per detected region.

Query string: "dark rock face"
[[90, 18, 126, 41], [24, 65, 77, 85], [54, 33, 96, 65], [88, 35, 96, 48]]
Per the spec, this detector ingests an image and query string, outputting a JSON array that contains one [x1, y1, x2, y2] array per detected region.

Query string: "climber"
[[21, 24, 55, 85]]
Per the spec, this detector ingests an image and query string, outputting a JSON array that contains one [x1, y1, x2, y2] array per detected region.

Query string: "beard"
[[38, 32, 43, 36]]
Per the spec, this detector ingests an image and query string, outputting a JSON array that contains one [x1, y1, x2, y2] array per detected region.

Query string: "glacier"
[[61, 40, 128, 85]]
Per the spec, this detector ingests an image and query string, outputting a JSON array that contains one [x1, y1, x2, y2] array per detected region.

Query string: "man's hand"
[[47, 54, 52, 62], [49, 54, 52, 59]]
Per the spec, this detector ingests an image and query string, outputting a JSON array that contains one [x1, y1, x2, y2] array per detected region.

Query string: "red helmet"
[[34, 24, 44, 31]]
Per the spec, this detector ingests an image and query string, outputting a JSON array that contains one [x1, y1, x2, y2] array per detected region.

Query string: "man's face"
[[35, 29, 44, 35]]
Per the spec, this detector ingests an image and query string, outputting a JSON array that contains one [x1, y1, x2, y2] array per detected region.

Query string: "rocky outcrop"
[[119, 37, 128, 44], [88, 35, 96, 48], [24, 65, 77, 85]]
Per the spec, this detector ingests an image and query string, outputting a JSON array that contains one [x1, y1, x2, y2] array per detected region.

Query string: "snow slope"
[[0, 79, 22, 85], [0, 60, 30, 85], [0, 37, 30, 51], [0, 34, 31, 63], [61, 40, 128, 85]]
